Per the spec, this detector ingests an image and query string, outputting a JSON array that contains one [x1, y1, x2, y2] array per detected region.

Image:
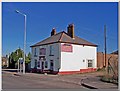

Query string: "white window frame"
[[45, 61, 48, 68], [50, 45, 54, 56], [87, 59, 93, 68], [34, 48, 37, 57], [37, 61, 40, 68], [34, 59, 37, 68]]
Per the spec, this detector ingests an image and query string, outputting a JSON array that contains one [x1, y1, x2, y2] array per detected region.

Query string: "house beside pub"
[[2, 56, 9, 68], [30, 24, 97, 74]]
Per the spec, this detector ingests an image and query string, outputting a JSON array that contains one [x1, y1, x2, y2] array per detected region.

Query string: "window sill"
[[39, 54, 46, 56], [49, 55, 54, 56], [87, 67, 93, 68], [34, 55, 37, 57]]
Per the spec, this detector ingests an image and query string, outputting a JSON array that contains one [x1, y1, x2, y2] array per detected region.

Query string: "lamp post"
[[15, 10, 26, 74]]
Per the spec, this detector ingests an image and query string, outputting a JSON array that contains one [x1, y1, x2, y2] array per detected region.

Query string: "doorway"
[[41, 61, 44, 72], [50, 60, 54, 71]]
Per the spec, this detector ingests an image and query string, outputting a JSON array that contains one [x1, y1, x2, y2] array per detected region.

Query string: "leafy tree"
[[8, 47, 31, 68], [28, 52, 31, 60], [25, 52, 31, 64]]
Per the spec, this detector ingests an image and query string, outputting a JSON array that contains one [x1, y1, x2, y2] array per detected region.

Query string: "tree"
[[8, 48, 31, 68], [25, 52, 31, 64], [28, 52, 31, 60]]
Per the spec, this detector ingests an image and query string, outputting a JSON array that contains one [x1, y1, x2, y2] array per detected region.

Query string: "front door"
[[41, 62, 44, 72], [39, 56, 45, 73]]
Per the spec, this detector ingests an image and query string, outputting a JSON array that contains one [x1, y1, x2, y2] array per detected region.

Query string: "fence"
[[107, 56, 118, 80], [97, 52, 118, 80]]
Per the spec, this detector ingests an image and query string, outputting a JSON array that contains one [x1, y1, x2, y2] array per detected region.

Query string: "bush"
[[97, 68, 105, 71], [101, 75, 118, 85]]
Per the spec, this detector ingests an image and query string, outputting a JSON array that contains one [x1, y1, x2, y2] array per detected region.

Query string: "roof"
[[111, 50, 118, 55], [30, 31, 97, 47]]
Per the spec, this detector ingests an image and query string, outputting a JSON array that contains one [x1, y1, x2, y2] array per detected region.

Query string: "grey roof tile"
[[30, 31, 97, 47]]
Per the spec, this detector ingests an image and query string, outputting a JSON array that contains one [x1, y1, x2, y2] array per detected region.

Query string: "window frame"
[[37, 61, 40, 68], [45, 61, 48, 68], [34, 48, 37, 57], [34, 59, 37, 68], [87, 59, 93, 68], [49, 45, 54, 56]]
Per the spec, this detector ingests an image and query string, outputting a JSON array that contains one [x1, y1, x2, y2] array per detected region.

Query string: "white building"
[[30, 24, 97, 75]]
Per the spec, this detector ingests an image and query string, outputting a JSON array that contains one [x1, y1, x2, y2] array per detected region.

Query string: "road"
[[2, 71, 88, 89]]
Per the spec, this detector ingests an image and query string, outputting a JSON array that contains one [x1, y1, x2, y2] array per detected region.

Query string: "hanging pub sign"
[[39, 56, 46, 61], [61, 43, 73, 52]]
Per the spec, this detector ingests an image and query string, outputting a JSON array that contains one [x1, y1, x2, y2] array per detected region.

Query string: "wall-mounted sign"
[[39, 48, 46, 55], [61, 43, 73, 52]]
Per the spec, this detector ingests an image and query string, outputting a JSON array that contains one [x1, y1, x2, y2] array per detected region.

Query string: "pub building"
[[30, 24, 97, 75]]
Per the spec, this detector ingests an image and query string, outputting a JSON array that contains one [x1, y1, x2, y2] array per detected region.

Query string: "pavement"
[[15, 71, 118, 89], [2, 71, 85, 89], [2, 69, 118, 89], [81, 76, 118, 89]]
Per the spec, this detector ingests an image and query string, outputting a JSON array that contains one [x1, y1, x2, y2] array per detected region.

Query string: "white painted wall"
[[31, 47, 39, 69], [48, 43, 61, 71], [31, 43, 60, 71], [31, 43, 97, 72], [59, 43, 97, 71]]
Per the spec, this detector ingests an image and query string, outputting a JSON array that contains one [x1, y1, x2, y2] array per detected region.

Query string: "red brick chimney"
[[51, 28, 56, 36], [67, 24, 74, 39]]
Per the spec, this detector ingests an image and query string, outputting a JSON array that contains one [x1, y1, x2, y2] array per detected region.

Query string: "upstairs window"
[[34, 48, 37, 57], [50, 45, 54, 56]]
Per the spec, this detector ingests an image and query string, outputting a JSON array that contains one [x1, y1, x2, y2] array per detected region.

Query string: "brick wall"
[[97, 52, 118, 69]]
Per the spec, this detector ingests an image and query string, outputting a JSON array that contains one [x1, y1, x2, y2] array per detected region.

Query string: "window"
[[50, 60, 54, 70], [83, 60, 85, 62], [38, 61, 40, 67], [34, 48, 37, 57], [34, 59, 37, 68], [88, 60, 93, 67], [45, 61, 48, 68], [40, 48, 46, 55], [50, 45, 54, 56]]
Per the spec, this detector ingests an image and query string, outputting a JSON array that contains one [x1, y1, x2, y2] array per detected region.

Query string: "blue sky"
[[2, 2, 118, 56]]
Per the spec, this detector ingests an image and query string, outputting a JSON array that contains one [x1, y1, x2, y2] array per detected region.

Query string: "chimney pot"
[[51, 28, 56, 36], [67, 24, 74, 38]]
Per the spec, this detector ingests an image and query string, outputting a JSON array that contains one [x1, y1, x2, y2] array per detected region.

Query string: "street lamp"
[[15, 10, 26, 74]]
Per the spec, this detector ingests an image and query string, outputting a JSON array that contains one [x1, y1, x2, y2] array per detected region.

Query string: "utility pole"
[[104, 25, 107, 68]]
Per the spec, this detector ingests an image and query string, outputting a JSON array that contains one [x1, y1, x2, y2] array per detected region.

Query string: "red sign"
[[61, 44, 73, 52]]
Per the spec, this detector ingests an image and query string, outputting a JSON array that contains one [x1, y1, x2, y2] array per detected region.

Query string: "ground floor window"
[[45, 61, 48, 68], [50, 60, 54, 71], [37, 61, 40, 67], [34, 59, 37, 68], [88, 60, 93, 68]]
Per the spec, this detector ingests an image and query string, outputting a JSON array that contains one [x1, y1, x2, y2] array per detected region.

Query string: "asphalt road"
[[2, 71, 87, 89]]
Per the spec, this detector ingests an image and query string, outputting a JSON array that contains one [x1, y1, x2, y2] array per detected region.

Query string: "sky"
[[2, 2, 118, 56]]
